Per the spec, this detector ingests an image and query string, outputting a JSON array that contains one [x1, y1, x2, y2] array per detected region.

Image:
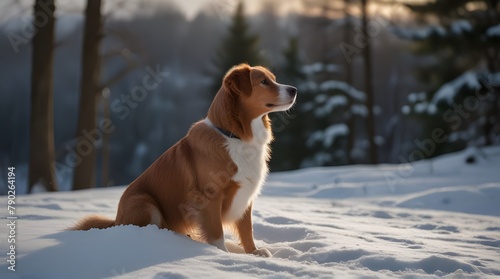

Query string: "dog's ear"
[[224, 64, 252, 95]]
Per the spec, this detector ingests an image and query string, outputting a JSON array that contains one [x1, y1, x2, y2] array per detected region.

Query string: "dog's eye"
[[261, 79, 269, 85]]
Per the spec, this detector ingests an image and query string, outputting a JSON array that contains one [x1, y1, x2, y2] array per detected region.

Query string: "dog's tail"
[[69, 215, 115, 231]]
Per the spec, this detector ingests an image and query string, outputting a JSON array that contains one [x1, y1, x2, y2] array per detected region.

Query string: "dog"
[[71, 63, 297, 257]]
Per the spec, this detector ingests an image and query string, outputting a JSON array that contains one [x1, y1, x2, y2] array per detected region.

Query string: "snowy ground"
[[1, 146, 499, 278]]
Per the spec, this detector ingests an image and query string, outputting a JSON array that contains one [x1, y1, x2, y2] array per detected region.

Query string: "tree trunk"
[[73, 0, 103, 190], [101, 91, 110, 187], [361, 0, 378, 164], [343, 0, 355, 164], [29, 0, 58, 193]]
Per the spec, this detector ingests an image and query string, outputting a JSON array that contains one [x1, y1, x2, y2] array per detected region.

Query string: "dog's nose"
[[286, 86, 297, 97]]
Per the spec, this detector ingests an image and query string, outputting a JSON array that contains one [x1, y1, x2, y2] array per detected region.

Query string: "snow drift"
[[1, 146, 499, 278]]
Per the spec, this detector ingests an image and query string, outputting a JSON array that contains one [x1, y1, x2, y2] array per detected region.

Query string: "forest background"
[[0, 0, 498, 193]]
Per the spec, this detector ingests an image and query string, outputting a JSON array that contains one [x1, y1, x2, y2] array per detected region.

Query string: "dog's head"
[[223, 63, 297, 118]]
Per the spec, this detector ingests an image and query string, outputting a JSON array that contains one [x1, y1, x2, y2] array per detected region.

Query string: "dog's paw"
[[251, 248, 272, 257]]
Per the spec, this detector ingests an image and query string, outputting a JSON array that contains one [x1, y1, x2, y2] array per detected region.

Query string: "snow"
[[408, 92, 426, 103], [393, 20, 472, 40], [351, 104, 368, 117], [401, 105, 411, 114], [486, 24, 500, 37], [319, 80, 366, 102], [431, 71, 481, 105], [414, 102, 428, 113], [412, 101, 437, 115], [314, 95, 348, 117], [1, 146, 500, 278], [393, 25, 445, 40], [408, 71, 499, 115], [451, 20, 473, 34], [306, 123, 349, 148], [374, 135, 385, 145], [302, 63, 341, 75], [307, 82, 367, 118], [426, 103, 437, 114]]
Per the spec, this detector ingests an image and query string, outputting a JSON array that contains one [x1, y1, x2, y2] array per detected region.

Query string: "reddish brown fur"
[[73, 215, 115, 230], [208, 64, 277, 141], [70, 64, 288, 255]]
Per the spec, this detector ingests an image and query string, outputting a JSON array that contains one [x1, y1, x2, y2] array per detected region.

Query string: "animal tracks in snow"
[[251, 197, 500, 276]]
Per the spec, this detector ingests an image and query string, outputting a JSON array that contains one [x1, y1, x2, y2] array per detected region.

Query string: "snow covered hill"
[[1, 146, 499, 278]]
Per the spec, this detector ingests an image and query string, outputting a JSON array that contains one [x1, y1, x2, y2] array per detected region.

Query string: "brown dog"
[[71, 63, 297, 257]]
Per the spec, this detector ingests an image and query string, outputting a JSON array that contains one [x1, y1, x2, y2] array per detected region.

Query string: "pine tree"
[[300, 64, 368, 167], [211, 1, 265, 95], [398, 0, 500, 156], [282, 37, 306, 83], [269, 37, 307, 171]]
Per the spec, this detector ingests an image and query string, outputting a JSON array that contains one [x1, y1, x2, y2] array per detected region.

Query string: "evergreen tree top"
[[406, 0, 499, 18], [217, 1, 264, 69], [210, 1, 265, 95], [406, 0, 474, 16]]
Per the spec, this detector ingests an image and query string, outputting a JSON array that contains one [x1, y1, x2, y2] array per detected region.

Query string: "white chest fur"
[[225, 117, 271, 221], [205, 117, 271, 222]]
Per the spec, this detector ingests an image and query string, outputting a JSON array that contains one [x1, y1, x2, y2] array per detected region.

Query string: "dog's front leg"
[[235, 204, 272, 257], [199, 195, 227, 252]]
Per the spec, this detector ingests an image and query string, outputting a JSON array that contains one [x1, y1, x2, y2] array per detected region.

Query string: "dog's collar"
[[215, 126, 240, 140]]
